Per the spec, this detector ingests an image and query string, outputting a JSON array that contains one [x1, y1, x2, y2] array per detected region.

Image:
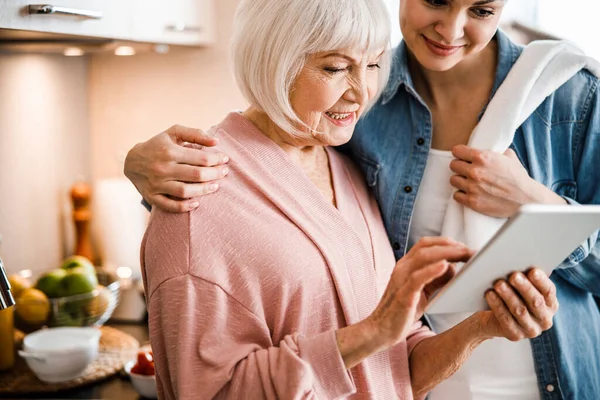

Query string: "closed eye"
[[324, 67, 347, 74]]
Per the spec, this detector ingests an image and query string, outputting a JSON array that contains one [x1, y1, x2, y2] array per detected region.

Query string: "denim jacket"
[[344, 30, 600, 399]]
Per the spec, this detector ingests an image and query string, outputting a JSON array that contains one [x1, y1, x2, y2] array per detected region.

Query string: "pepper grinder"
[[70, 181, 95, 262]]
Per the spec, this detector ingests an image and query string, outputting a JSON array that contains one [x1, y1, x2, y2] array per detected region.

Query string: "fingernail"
[[514, 273, 524, 284], [223, 156, 229, 163], [532, 269, 541, 279], [189, 201, 199, 210], [222, 167, 229, 176], [498, 282, 508, 292], [486, 291, 498, 302], [210, 183, 219, 191]]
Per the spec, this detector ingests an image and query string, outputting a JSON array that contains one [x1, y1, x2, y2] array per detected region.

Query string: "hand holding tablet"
[[426, 204, 600, 314]]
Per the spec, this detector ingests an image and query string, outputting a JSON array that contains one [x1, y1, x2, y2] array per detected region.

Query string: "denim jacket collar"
[[381, 29, 522, 106], [381, 41, 412, 104]]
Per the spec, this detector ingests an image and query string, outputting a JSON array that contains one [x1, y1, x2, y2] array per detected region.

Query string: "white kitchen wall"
[[534, 0, 600, 60], [383, 0, 401, 46], [501, 0, 538, 26], [0, 54, 90, 274]]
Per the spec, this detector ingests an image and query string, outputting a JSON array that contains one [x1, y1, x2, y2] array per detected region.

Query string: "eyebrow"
[[321, 50, 386, 64], [322, 53, 358, 64], [472, 0, 504, 5]]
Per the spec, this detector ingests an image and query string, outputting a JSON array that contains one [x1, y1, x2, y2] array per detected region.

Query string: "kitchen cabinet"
[[0, 1, 132, 40], [132, 0, 215, 46], [0, 0, 215, 46]]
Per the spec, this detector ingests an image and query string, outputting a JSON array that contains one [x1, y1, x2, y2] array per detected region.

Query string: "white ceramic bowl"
[[18, 327, 101, 383], [124, 360, 158, 399]]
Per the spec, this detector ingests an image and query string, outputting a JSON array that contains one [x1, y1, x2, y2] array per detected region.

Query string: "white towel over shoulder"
[[441, 40, 600, 251]]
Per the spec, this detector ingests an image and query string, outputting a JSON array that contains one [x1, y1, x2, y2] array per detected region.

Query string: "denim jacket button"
[[417, 138, 425, 146], [546, 384, 555, 393], [404, 186, 413, 193], [393, 242, 401, 251]]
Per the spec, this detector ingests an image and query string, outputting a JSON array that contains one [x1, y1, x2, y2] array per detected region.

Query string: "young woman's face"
[[289, 48, 384, 146], [400, 0, 505, 71]]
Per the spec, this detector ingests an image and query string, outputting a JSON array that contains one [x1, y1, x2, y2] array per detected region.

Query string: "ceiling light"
[[114, 46, 135, 56], [63, 47, 84, 56]]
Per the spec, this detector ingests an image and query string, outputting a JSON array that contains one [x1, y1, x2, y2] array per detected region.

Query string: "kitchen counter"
[[6, 322, 150, 400]]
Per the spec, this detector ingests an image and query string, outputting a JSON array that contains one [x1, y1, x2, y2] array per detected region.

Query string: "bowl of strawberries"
[[125, 348, 157, 399]]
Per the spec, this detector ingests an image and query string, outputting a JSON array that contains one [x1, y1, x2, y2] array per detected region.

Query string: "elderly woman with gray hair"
[[141, 0, 558, 399]]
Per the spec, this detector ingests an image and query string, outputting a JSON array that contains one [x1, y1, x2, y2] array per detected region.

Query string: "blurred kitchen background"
[[0, 0, 597, 277]]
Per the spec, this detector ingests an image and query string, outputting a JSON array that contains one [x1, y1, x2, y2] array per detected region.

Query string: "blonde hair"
[[231, 0, 392, 137]]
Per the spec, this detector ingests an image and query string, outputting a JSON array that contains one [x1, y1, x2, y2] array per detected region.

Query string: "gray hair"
[[231, 0, 392, 137]]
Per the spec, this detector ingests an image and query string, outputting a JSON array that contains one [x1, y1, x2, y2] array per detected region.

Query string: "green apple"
[[51, 306, 85, 327], [56, 267, 98, 297], [35, 269, 67, 298], [60, 255, 96, 276]]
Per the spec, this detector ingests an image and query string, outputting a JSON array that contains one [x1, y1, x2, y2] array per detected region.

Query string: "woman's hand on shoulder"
[[448, 145, 566, 218], [124, 124, 230, 212], [477, 268, 559, 341]]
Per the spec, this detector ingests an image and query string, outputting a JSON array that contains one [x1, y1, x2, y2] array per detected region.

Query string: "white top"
[[409, 149, 541, 400], [408, 149, 455, 249]]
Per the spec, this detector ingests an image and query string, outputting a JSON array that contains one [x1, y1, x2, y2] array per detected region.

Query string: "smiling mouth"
[[422, 35, 465, 56], [324, 111, 356, 127], [425, 37, 463, 50], [325, 111, 353, 120]]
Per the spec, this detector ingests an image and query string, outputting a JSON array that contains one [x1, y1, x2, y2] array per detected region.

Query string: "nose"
[[344, 69, 369, 106], [434, 11, 466, 43]]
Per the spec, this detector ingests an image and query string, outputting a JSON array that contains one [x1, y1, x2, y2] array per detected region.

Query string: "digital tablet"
[[426, 204, 600, 314]]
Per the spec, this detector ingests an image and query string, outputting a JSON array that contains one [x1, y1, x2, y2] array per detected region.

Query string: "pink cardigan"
[[142, 113, 434, 399]]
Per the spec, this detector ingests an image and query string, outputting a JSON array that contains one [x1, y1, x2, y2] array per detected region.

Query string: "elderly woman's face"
[[289, 48, 384, 146], [399, 0, 505, 72]]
